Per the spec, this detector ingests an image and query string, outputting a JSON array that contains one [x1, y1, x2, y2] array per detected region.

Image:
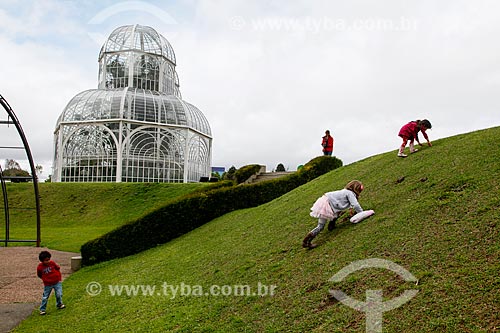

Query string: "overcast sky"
[[1, 0, 499, 180]]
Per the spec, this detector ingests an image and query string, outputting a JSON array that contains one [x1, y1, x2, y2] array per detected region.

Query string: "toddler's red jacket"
[[37, 260, 62, 286]]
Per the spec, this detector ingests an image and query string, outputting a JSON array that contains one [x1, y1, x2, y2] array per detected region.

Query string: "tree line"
[[1, 159, 43, 182]]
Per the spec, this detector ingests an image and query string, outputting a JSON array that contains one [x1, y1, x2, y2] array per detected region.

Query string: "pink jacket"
[[398, 121, 429, 142]]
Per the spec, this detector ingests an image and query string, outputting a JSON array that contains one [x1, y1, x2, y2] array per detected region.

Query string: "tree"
[[4, 159, 20, 170], [276, 163, 286, 172], [222, 166, 236, 181], [2, 159, 30, 182], [35, 164, 43, 177]]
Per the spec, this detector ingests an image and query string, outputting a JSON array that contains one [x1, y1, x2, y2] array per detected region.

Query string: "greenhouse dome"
[[53, 25, 212, 183], [97, 24, 180, 97]]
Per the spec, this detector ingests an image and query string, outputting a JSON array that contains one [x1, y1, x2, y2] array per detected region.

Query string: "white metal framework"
[[53, 25, 212, 183]]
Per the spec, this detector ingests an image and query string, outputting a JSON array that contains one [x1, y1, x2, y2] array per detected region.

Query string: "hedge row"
[[80, 156, 343, 266], [234, 164, 262, 184]]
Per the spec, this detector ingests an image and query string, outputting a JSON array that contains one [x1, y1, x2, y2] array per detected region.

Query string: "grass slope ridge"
[[15, 127, 500, 332]]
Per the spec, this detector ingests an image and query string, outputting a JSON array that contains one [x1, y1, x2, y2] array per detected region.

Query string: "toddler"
[[37, 251, 65, 315]]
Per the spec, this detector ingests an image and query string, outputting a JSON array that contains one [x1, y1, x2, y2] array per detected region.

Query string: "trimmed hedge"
[[80, 156, 342, 266], [234, 164, 261, 184]]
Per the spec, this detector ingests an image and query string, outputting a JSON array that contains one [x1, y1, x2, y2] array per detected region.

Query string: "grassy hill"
[[0, 182, 210, 251], [14, 127, 500, 332]]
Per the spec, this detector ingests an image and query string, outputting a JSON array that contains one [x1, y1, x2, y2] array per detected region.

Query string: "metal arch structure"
[[0, 94, 41, 247]]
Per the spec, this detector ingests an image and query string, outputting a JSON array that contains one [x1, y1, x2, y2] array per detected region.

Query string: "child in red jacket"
[[37, 251, 65, 315], [397, 119, 432, 157]]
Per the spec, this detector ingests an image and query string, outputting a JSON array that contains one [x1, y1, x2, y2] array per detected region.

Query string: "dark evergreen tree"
[[276, 163, 286, 172]]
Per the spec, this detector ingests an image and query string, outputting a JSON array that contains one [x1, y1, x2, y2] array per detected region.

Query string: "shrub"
[[2, 168, 31, 182], [297, 155, 343, 181], [276, 163, 286, 172], [234, 164, 262, 184], [81, 156, 342, 266], [222, 166, 236, 181]]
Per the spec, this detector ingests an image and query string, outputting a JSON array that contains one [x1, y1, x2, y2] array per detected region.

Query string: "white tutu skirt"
[[309, 195, 335, 220]]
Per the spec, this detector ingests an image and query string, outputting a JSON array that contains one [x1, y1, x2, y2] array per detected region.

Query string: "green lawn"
[[12, 127, 500, 332], [0, 182, 209, 251]]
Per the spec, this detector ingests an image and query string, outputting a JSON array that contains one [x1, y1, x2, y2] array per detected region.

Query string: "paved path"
[[0, 247, 78, 333]]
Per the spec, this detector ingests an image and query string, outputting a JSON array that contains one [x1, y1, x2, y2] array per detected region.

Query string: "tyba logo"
[[329, 258, 419, 333]]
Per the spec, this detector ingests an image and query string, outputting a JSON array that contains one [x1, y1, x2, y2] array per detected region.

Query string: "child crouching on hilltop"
[[398, 119, 432, 157]]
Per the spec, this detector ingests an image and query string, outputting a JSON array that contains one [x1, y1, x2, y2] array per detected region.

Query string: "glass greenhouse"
[[53, 25, 212, 183]]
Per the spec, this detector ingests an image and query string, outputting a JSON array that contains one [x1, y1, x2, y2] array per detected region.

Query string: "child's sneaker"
[[327, 218, 337, 231], [397, 152, 407, 158], [410, 148, 419, 153], [57, 304, 65, 309], [39, 311, 46, 315]]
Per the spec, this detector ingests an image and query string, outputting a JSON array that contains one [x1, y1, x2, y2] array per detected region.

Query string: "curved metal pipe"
[[0, 94, 41, 246]]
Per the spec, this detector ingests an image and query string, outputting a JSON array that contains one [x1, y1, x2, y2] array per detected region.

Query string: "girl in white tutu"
[[302, 180, 364, 249]]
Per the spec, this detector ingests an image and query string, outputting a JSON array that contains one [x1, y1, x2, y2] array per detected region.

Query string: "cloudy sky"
[[1, 0, 499, 180]]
